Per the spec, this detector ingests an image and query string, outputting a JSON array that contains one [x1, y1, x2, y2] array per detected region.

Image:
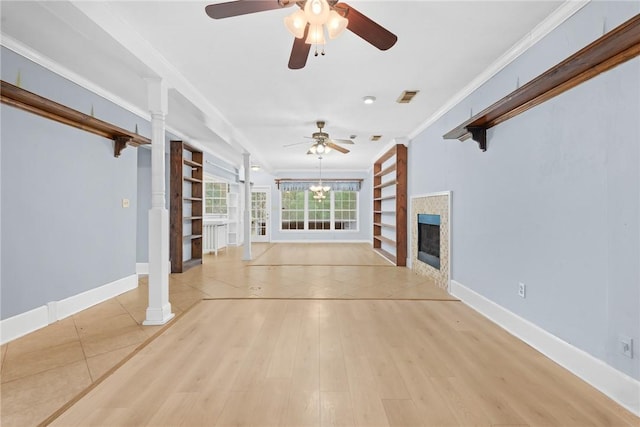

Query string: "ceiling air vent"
[[370, 135, 382, 142], [397, 90, 420, 104]]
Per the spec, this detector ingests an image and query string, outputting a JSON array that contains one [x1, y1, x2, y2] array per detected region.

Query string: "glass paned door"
[[251, 188, 270, 242]]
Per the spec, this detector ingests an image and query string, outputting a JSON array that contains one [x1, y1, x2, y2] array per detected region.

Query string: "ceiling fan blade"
[[205, 0, 292, 19], [327, 142, 350, 154], [336, 3, 397, 51], [283, 141, 308, 147], [331, 138, 355, 145], [289, 25, 311, 69]]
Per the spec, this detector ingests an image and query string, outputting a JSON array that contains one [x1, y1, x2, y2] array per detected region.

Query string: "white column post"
[[242, 152, 252, 261], [144, 78, 174, 326]]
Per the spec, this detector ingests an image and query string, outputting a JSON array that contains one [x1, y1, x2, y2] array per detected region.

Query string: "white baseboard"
[[136, 261, 172, 275], [136, 263, 149, 275], [450, 280, 640, 416], [0, 274, 138, 345], [56, 274, 138, 320], [0, 305, 49, 345]]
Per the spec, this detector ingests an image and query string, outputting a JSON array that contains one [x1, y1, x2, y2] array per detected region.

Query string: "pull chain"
[[312, 24, 326, 57]]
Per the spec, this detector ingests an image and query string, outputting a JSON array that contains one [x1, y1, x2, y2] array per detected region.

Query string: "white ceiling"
[[1, 0, 566, 172]]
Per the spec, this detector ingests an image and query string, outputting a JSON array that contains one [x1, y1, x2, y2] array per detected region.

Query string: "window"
[[280, 190, 358, 231], [333, 191, 357, 230], [281, 190, 305, 230], [308, 192, 331, 230], [204, 181, 228, 216]]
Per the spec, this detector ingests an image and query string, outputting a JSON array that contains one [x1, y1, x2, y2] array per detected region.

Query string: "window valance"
[[275, 178, 363, 192]]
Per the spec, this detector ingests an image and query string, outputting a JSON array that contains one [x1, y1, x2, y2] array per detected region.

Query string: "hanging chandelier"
[[309, 156, 331, 199]]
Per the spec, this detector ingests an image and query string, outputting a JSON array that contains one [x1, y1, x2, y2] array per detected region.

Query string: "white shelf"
[[227, 188, 241, 246]]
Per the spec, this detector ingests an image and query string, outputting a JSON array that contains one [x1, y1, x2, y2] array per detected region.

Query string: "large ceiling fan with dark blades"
[[205, 0, 398, 69]]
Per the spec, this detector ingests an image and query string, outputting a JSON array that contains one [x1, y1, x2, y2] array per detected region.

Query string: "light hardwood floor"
[[51, 299, 638, 427], [0, 243, 451, 426], [248, 243, 394, 266], [1, 243, 638, 426]]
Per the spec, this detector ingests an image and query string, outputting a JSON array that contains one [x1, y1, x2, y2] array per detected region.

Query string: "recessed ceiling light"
[[370, 135, 382, 141], [250, 165, 261, 171], [362, 96, 376, 105]]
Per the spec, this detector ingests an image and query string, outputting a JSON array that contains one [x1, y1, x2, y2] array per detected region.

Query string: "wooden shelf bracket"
[[466, 126, 487, 152], [113, 136, 132, 157]]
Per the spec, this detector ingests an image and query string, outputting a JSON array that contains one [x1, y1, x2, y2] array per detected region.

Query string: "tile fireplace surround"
[[411, 192, 450, 289]]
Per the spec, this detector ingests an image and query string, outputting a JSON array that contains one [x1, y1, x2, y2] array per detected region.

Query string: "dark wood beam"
[[1, 80, 150, 154], [444, 13, 640, 151]]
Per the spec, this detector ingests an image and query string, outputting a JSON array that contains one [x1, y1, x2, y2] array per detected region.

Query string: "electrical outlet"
[[620, 335, 633, 358], [518, 282, 526, 298]]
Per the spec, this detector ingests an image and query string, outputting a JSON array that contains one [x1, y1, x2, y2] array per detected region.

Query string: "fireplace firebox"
[[417, 214, 440, 270]]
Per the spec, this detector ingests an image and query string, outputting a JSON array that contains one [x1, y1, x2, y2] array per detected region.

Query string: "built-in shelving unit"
[[170, 140, 203, 273], [227, 185, 240, 246], [373, 144, 407, 266], [444, 14, 640, 151]]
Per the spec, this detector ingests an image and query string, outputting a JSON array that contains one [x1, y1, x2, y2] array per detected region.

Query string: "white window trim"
[[279, 190, 360, 232], [204, 174, 230, 219]]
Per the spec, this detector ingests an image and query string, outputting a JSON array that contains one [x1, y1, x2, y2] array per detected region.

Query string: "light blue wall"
[[251, 169, 372, 242], [1, 47, 146, 320], [136, 147, 152, 263], [408, 1, 639, 380]]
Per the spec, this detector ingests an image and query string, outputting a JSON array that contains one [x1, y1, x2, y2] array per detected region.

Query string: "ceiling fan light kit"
[[306, 24, 326, 46], [309, 143, 331, 155], [284, 9, 307, 39], [285, 0, 348, 55], [305, 0, 330, 24], [327, 10, 349, 39], [285, 0, 345, 43], [206, 0, 397, 69]]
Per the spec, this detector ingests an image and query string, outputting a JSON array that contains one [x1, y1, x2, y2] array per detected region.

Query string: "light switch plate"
[[122, 198, 130, 208]]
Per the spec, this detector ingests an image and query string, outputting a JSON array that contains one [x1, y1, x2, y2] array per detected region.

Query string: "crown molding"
[[408, 0, 590, 140], [1, 33, 151, 121]]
